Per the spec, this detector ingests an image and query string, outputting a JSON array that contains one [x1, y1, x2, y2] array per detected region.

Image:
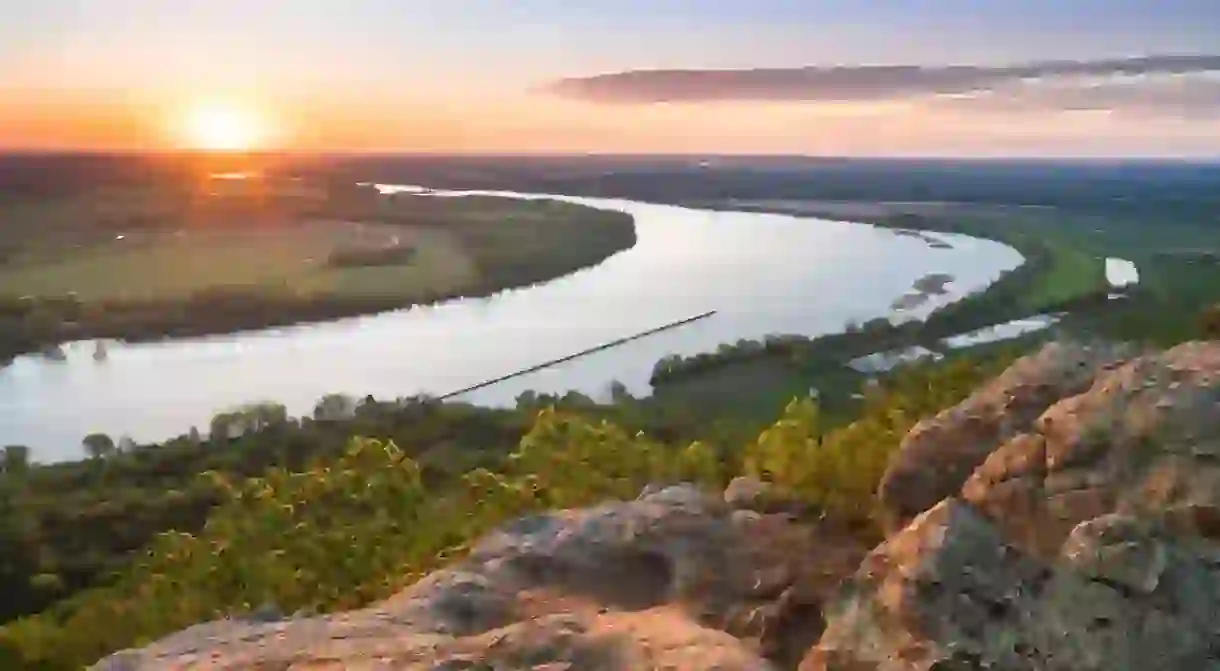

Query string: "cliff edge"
[[94, 340, 1220, 670]]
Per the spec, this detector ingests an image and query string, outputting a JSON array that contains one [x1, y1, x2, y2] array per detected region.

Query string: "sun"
[[181, 102, 266, 152]]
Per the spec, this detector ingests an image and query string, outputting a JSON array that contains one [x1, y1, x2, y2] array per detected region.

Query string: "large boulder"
[[805, 340, 1220, 670], [94, 483, 867, 670], [963, 340, 1220, 558], [878, 341, 1136, 533], [804, 500, 1220, 671]]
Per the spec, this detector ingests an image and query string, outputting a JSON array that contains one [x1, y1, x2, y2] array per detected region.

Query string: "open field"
[[0, 221, 476, 302], [0, 182, 636, 361], [1021, 241, 1106, 309]]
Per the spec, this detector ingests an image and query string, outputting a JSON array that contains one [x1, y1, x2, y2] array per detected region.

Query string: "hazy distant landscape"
[[2, 156, 1218, 665], [3, 152, 1218, 452], [2, 150, 1216, 668], [4, 7, 1220, 665], [0, 166, 636, 363]]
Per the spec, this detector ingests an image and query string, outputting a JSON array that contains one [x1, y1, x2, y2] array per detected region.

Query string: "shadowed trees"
[[81, 434, 116, 460], [0, 446, 30, 475]]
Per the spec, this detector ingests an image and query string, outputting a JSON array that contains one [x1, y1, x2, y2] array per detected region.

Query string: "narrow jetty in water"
[[438, 310, 717, 400]]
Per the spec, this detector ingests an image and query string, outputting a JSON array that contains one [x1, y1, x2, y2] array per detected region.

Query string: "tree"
[[240, 402, 289, 432], [1, 445, 31, 475], [210, 412, 235, 441], [608, 381, 634, 405], [29, 572, 64, 597], [514, 390, 539, 410], [82, 433, 116, 460], [354, 395, 380, 419], [313, 393, 356, 421]]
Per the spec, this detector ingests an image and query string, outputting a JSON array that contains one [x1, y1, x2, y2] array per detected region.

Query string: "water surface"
[[0, 189, 1022, 460], [1105, 258, 1140, 288]]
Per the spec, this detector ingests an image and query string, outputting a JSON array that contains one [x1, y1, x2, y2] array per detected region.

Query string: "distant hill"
[[311, 154, 1220, 223], [5, 152, 1217, 222]]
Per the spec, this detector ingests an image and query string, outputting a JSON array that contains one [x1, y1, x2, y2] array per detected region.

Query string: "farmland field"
[[0, 182, 637, 361], [0, 221, 477, 302]]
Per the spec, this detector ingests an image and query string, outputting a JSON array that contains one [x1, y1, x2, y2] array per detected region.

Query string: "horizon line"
[[1, 148, 1219, 164]]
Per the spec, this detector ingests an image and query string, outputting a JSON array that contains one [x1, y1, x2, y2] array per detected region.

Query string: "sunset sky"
[[3, 0, 1219, 156]]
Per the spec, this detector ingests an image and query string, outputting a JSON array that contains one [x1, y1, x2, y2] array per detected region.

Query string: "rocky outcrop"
[[94, 483, 868, 671], [805, 500, 1220, 671], [962, 341, 1220, 558], [807, 340, 1220, 669], [878, 341, 1137, 533], [95, 340, 1220, 671]]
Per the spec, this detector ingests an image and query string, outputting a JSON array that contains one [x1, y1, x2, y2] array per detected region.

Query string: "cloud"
[[545, 54, 1220, 104], [933, 74, 1220, 120]]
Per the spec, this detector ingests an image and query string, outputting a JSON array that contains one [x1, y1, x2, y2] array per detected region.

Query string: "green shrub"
[[0, 351, 1019, 669]]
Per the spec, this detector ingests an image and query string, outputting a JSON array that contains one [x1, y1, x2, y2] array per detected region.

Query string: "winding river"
[[0, 188, 1023, 461]]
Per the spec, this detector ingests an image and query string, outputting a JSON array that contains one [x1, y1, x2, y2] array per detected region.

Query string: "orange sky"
[[4, 85, 1215, 158], [4, 1, 1220, 156]]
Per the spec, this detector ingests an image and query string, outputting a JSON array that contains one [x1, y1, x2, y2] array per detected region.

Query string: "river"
[[0, 188, 1023, 460]]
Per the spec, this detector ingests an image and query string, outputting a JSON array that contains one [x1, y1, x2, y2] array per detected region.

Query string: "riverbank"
[[636, 197, 1152, 416], [1, 187, 1020, 456], [715, 197, 1220, 349], [646, 202, 1106, 380], [641, 193, 1220, 420], [0, 187, 637, 363]]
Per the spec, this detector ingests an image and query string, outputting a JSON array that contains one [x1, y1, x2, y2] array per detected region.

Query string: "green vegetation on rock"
[[0, 349, 1018, 669]]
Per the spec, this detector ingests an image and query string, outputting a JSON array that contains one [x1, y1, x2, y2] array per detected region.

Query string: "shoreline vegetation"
[[2, 158, 1220, 668], [0, 187, 1068, 644], [7, 178, 1213, 434], [634, 194, 1220, 418], [648, 203, 1114, 390], [0, 178, 638, 365], [0, 347, 1024, 669]]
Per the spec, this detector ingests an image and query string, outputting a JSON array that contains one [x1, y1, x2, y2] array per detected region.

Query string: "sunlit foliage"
[[0, 351, 1018, 669]]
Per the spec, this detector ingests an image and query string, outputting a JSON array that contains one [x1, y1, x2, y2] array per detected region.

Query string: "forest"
[[1, 154, 1218, 668], [4, 285, 1217, 668], [0, 346, 1022, 669]]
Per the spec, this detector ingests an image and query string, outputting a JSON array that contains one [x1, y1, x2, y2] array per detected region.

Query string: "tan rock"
[[1060, 515, 1167, 594], [878, 341, 1135, 533], [812, 341, 1220, 670], [725, 476, 772, 509], [806, 499, 1220, 671], [96, 340, 1220, 671], [963, 341, 1220, 558], [93, 484, 860, 670]]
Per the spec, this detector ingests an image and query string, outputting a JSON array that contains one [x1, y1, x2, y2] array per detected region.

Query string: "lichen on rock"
[[809, 340, 1220, 670], [93, 483, 866, 670], [93, 340, 1220, 671]]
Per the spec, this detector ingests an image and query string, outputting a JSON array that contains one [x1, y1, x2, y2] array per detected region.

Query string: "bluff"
[[94, 340, 1220, 670]]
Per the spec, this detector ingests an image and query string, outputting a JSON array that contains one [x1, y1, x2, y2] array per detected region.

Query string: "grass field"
[[0, 190, 631, 304], [1021, 240, 1107, 310], [0, 184, 637, 361], [0, 221, 477, 302]]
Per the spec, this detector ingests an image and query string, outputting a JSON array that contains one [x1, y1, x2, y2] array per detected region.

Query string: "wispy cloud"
[[932, 73, 1220, 119], [545, 54, 1220, 104]]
